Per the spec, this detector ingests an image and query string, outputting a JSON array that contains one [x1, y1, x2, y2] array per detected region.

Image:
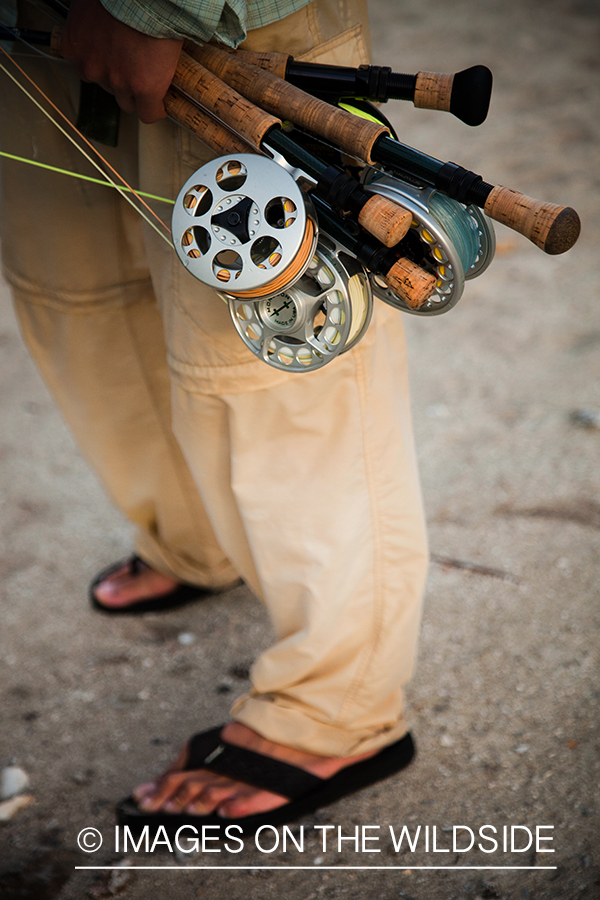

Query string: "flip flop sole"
[[116, 732, 415, 839]]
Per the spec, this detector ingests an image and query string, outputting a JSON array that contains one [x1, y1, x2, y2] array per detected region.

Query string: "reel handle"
[[483, 186, 581, 255], [385, 258, 437, 309]]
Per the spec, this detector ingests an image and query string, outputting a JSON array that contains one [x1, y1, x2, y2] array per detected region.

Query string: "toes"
[[93, 566, 132, 603], [162, 778, 232, 813], [183, 782, 238, 814], [136, 770, 192, 811], [216, 785, 288, 819], [135, 769, 237, 814], [132, 743, 190, 806], [132, 781, 157, 802], [93, 562, 179, 607], [163, 781, 206, 812]]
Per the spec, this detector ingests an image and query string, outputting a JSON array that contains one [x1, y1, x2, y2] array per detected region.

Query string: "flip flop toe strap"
[[187, 728, 324, 800]]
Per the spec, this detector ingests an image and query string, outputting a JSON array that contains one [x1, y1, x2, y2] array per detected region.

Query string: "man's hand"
[[60, 0, 183, 123]]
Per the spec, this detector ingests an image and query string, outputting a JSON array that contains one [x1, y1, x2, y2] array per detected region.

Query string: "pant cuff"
[[134, 529, 240, 589], [230, 694, 408, 757]]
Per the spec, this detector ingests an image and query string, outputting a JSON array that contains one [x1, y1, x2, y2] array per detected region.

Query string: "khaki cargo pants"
[[0, 0, 428, 756]]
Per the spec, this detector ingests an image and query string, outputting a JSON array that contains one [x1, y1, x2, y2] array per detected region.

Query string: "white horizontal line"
[[75, 865, 557, 871]]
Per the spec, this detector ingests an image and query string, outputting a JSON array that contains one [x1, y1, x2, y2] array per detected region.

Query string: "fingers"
[[113, 88, 136, 117], [132, 91, 168, 124], [59, 0, 182, 124]]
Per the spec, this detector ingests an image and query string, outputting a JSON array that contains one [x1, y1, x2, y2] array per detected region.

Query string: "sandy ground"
[[0, 0, 599, 897]]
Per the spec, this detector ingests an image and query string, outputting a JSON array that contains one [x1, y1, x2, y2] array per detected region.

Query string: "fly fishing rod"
[[165, 86, 436, 308], [188, 42, 580, 256], [231, 49, 493, 127], [171, 51, 412, 249], [22, 4, 582, 255]]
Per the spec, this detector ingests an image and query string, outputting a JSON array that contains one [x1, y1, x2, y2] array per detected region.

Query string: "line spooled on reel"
[[171, 154, 317, 299], [362, 169, 496, 314]]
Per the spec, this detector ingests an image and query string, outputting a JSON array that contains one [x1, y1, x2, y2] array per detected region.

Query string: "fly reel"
[[172, 154, 317, 299], [362, 169, 496, 315], [227, 234, 373, 372]]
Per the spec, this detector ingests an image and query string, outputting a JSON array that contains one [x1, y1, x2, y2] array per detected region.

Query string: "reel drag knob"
[[172, 154, 317, 299]]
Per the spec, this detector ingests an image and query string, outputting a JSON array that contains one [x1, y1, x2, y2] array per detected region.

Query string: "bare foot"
[[93, 559, 180, 609], [132, 723, 378, 819]]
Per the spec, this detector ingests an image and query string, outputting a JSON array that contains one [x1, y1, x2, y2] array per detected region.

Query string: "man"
[[1, 0, 428, 829]]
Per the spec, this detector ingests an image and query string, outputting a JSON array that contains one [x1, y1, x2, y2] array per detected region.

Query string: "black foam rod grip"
[[451, 65, 493, 126]]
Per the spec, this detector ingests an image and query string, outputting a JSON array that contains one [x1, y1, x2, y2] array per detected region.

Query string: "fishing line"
[[0, 24, 63, 61], [0, 149, 174, 203], [0, 46, 173, 245]]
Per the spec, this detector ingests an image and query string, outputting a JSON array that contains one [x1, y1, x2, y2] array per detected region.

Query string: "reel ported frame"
[[362, 169, 495, 315], [228, 234, 373, 372], [171, 154, 317, 299]]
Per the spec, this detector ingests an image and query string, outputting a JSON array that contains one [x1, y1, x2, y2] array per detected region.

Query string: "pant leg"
[[137, 0, 428, 756], [171, 303, 428, 757], [0, 43, 237, 588]]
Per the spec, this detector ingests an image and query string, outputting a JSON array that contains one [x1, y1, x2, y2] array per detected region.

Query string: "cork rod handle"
[[414, 66, 492, 126], [357, 195, 411, 248], [173, 52, 281, 148], [164, 87, 255, 155], [184, 42, 389, 165], [413, 72, 453, 112], [234, 48, 290, 79], [484, 186, 581, 255]]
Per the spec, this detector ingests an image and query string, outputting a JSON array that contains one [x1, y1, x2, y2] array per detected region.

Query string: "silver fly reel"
[[172, 154, 317, 299], [227, 234, 373, 372], [362, 169, 496, 315]]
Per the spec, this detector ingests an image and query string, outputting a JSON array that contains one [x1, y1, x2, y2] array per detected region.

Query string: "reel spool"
[[172, 154, 317, 299], [361, 169, 495, 315], [227, 234, 373, 372]]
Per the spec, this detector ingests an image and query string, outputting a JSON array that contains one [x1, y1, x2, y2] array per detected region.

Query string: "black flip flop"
[[89, 555, 222, 615], [116, 725, 416, 838]]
